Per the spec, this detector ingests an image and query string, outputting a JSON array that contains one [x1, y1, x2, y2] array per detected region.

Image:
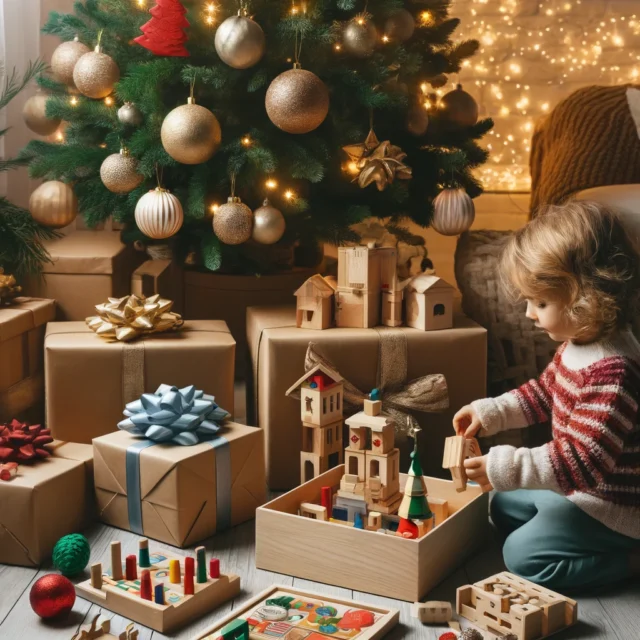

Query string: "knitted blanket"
[[530, 84, 640, 216]]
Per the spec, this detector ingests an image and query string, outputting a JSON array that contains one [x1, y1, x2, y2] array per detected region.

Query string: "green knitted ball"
[[52, 533, 90, 577]]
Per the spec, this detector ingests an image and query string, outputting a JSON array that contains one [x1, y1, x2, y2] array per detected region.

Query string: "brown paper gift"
[[132, 259, 184, 315], [184, 268, 317, 371], [247, 305, 487, 489], [93, 424, 266, 547], [23, 231, 143, 321], [0, 441, 94, 566], [45, 320, 235, 443]]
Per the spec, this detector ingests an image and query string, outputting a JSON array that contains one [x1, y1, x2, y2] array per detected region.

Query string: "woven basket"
[[454, 230, 557, 448]]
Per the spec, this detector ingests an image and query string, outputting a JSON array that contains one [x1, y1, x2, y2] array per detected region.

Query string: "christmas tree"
[[397, 426, 432, 521], [23, 0, 492, 273]]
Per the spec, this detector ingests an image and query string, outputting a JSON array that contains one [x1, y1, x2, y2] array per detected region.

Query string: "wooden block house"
[[404, 273, 455, 331], [294, 274, 335, 330]]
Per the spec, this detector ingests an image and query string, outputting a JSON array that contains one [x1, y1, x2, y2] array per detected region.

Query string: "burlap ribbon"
[[295, 327, 449, 435]]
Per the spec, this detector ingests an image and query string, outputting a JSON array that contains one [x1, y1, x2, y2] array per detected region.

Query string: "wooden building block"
[[366, 449, 400, 499], [344, 449, 366, 481], [370, 423, 395, 455], [442, 436, 481, 492], [335, 288, 379, 329], [382, 290, 403, 327], [427, 497, 449, 525], [363, 399, 382, 416], [110, 541, 123, 580], [411, 600, 452, 624], [367, 511, 382, 531], [300, 451, 328, 483], [404, 276, 455, 332], [347, 425, 367, 451], [299, 502, 328, 521], [295, 275, 334, 330], [91, 563, 103, 590]]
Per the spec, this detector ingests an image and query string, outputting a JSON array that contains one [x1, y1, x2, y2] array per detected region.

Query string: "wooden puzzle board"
[[196, 586, 399, 640]]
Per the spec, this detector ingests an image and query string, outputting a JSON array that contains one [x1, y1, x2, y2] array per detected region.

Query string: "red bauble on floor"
[[30, 574, 76, 619]]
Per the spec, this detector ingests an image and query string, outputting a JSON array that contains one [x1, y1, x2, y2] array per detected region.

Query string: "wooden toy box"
[[256, 465, 490, 602]]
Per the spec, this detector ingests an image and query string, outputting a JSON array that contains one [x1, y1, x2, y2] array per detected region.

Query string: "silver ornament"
[[22, 94, 61, 136], [213, 196, 253, 245], [384, 9, 415, 42], [135, 188, 184, 239], [252, 199, 285, 244], [100, 149, 144, 194], [118, 102, 143, 126], [432, 188, 475, 236], [265, 66, 330, 134], [343, 18, 377, 58], [215, 15, 266, 69]]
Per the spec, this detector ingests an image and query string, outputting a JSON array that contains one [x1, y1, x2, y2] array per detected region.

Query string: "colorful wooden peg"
[[111, 541, 123, 580], [169, 559, 181, 584], [138, 538, 151, 568], [154, 583, 165, 605], [196, 546, 207, 583], [321, 486, 332, 518], [184, 557, 195, 595], [90, 562, 103, 589], [210, 558, 220, 579], [140, 569, 152, 601], [125, 554, 137, 581]]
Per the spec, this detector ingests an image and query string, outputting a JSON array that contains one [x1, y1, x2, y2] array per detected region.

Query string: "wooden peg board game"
[[457, 572, 578, 640], [76, 544, 240, 633], [195, 585, 399, 640]]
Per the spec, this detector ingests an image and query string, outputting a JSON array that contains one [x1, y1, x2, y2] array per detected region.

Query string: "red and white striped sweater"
[[472, 329, 640, 538]]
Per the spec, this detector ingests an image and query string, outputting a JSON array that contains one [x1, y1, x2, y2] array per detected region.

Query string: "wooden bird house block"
[[294, 274, 336, 330], [442, 435, 481, 492], [405, 274, 455, 331], [457, 572, 578, 640]]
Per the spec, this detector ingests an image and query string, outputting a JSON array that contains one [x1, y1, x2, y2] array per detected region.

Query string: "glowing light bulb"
[[241, 136, 252, 146], [612, 34, 624, 46], [382, 35, 390, 43], [334, 43, 342, 51], [356, 16, 365, 25], [265, 179, 278, 190], [206, 15, 214, 25], [206, 2, 216, 13], [420, 11, 433, 26], [541, 102, 550, 112], [56, 132, 64, 142], [70, 96, 78, 106], [509, 62, 522, 74], [284, 190, 295, 200], [137, 0, 146, 7], [210, 203, 220, 213], [104, 96, 114, 106], [347, 162, 359, 175]]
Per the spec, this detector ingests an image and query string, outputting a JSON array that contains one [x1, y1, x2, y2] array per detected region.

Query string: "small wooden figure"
[[210, 558, 220, 579], [140, 570, 152, 601], [169, 559, 181, 584], [125, 555, 137, 581], [71, 614, 141, 640], [111, 541, 123, 580], [90, 563, 103, 590], [196, 546, 207, 584], [155, 583, 165, 605], [404, 273, 455, 331], [442, 435, 482, 492], [294, 274, 335, 330], [367, 512, 382, 531], [412, 601, 453, 624], [138, 539, 151, 568], [185, 556, 195, 595]]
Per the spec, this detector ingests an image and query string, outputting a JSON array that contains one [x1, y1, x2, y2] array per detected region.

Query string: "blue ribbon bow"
[[118, 384, 230, 446]]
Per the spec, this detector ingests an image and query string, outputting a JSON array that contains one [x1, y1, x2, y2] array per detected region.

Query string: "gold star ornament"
[[86, 293, 184, 342], [343, 129, 412, 191]]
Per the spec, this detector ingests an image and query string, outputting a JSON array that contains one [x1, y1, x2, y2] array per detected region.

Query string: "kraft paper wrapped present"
[[0, 441, 94, 566], [45, 320, 235, 443], [247, 305, 487, 489], [93, 422, 266, 547], [23, 231, 143, 321]]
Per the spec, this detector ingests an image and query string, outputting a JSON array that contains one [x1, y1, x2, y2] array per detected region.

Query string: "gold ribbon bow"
[[0, 269, 21, 306], [86, 294, 184, 342], [297, 333, 449, 436]]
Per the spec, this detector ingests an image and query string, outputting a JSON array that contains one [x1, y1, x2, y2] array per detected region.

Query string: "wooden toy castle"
[[294, 246, 455, 331], [286, 363, 345, 482], [75, 539, 240, 633]]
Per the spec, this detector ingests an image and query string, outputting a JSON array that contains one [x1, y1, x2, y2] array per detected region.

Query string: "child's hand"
[[452, 405, 483, 438], [464, 455, 493, 493]]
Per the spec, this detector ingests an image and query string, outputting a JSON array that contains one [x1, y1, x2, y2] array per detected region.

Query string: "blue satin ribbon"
[[125, 434, 232, 535]]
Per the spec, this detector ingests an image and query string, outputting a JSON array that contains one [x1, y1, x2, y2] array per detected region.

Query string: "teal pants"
[[491, 490, 639, 592]]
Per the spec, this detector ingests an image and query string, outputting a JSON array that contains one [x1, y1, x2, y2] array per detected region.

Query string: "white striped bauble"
[[431, 188, 475, 236], [134, 187, 184, 240]]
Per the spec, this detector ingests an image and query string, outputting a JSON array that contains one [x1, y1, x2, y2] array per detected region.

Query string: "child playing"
[[453, 201, 640, 592]]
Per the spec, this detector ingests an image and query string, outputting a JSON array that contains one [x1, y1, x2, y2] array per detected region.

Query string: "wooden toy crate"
[[256, 465, 490, 602]]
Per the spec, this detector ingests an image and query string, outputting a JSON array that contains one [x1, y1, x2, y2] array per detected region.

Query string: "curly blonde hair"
[[500, 200, 640, 344]]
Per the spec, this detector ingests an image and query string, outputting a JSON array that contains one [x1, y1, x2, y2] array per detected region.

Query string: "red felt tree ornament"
[[135, 0, 190, 57]]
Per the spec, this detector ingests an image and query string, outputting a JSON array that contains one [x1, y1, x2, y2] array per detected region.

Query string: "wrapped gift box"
[[132, 259, 184, 315], [0, 441, 94, 566], [247, 305, 487, 489], [45, 320, 235, 443], [93, 424, 266, 547], [23, 231, 142, 320], [256, 465, 490, 602]]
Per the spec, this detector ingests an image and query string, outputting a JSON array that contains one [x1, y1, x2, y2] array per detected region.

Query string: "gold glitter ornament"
[[73, 44, 120, 99], [342, 129, 412, 191], [29, 180, 78, 228], [431, 188, 475, 236], [215, 14, 266, 70], [252, 199, 285, 244], [22, 93, 61, 136], [161, 97, 221, 164], [135, 187, 184, 239], [51, 37, 90, 88], [213, 196, 253, 245], [265, 65, 330, 134], [100, 148, 144, 194], [0, 269, 21, 306], [439, 83, 479, 127], [343, 18, 377, 58]]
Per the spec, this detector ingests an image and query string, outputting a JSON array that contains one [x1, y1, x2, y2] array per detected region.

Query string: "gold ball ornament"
[[135, 188, 184, 240], [161, 98, 221, 164], [252, 199, 285, 245], [265, 66, 330, 134], [213, 196, 253, 245], [439, 83, 478, 127], [215, 15, 266, 70], [73, 46, 120, 99], [384, 9, 415, 42], [100, 149, 144, 194], [29, 181, 78, 229], [22, 94, 61, 136], [431, 188, 475, 236], [343, 19, 377, 58], [51, 37, 91, 88], [117, 102, 143, 126]]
